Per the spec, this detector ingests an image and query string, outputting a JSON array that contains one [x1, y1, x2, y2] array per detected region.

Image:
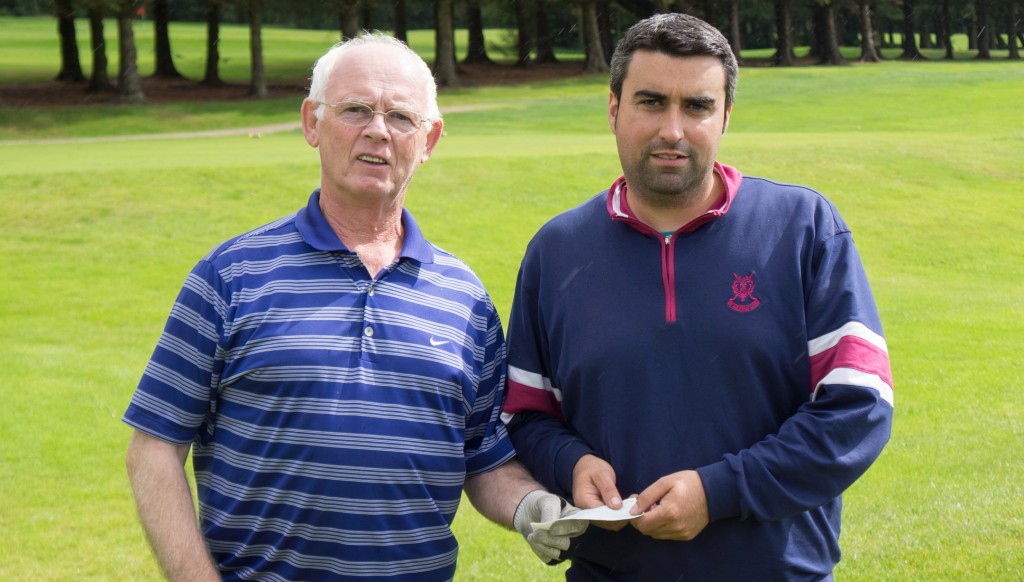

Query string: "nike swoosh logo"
[[429, 338, 449, 347]]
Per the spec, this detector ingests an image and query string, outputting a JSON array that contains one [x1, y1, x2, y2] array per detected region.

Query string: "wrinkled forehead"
[[328, 45, 431, 109]]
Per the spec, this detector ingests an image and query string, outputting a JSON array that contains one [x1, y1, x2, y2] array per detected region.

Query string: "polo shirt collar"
[[607, 161, 743, 233], [296, 189, 435, 264]]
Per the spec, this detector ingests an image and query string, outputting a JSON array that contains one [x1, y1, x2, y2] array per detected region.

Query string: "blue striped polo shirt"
[[123, 190, 515, 581]]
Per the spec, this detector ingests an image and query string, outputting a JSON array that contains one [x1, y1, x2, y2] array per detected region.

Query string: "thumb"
[[633, 479, 670, 515], [595, 474, 623, 509]]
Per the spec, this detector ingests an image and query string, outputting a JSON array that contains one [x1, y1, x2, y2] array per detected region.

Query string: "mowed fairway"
[[1, 20, 1022, 579]]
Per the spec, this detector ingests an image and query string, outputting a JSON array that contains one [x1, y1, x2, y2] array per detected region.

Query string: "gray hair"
[[308, 33, 441, 123], [610, 13, 738, 110]]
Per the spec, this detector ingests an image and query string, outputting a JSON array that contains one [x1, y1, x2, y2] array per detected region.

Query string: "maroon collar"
[[606, 161, 743, 233]]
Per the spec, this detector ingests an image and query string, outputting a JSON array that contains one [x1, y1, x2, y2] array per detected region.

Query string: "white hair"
[[308, 33, 441, 124]]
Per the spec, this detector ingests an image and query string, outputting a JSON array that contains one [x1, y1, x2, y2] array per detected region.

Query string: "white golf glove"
[[513, 490, 588, 564]]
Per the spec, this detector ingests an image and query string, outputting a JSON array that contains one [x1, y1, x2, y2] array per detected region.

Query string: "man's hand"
[[571, 454, 629, 531], [631, 470, 709, 541], [513, 490, 587, 564]]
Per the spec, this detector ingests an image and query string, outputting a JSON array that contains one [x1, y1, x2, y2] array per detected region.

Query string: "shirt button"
[[364, 327, 374, 337], [368, 288, 375, 297]]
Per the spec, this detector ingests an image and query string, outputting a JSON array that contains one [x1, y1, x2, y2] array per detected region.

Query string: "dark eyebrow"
[[632, 89, 667, 102], [684, 95, 718, 108]]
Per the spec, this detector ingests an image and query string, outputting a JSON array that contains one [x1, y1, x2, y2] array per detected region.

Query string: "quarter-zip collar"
[[605, 162, 743, 322]]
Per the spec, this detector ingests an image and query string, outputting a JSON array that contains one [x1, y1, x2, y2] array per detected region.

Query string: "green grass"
[[2, 17, 1023, 581]]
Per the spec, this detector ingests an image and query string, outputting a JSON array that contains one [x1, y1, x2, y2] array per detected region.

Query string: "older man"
[[124, 34, 581, 581], [502, 13, 893, 580]]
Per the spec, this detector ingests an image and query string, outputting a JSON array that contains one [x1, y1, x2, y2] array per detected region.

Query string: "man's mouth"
[[357, 155, 387, 165]]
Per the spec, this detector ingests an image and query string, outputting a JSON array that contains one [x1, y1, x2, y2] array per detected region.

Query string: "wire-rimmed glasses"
[[319, 101, 427, 134]]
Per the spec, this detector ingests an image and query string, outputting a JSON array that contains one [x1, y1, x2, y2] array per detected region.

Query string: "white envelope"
[[531, 497, 642, 531]]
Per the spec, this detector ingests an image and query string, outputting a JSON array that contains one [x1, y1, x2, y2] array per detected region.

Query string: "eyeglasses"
[[319, 101, 427, 134]]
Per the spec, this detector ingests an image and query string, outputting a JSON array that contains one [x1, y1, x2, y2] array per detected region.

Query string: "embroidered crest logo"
[[728, 272, 761, 313]]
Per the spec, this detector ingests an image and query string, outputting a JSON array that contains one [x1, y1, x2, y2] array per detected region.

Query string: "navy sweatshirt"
[[503, 163, 893, 580]]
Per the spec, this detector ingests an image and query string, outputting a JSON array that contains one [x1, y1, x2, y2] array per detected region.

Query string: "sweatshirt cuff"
[[554, 440, 597, 497], [698, 459, 742, 522]]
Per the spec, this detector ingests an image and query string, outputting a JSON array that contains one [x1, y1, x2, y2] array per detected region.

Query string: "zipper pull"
[[664, 233, 672, 245]]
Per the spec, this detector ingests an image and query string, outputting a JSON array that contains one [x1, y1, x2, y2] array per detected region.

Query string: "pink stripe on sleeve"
[[502, 379, 565, 421], [809, 335, 893, 393]]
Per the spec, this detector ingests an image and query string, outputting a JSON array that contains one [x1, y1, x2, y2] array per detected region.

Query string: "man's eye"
[[391, 112, 414, 123]]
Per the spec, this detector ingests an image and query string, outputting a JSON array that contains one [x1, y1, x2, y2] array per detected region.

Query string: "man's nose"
[[362, 111, 390, 139], [659, 108, 686, 142]]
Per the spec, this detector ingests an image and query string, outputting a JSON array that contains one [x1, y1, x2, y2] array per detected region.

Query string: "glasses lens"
[[330, 102, 422, 134], [336, 103, 374, 126], [385, 110, 420, 134]]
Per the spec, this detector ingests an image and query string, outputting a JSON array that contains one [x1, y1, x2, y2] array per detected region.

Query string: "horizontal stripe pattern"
[[124, 196, 513, 580], [809, 321, 893, 406], [500, 364, 565, 423], [206, 541, 458, 578]]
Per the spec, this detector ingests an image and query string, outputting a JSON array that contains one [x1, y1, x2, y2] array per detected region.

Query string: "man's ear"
[[301, 99, 321, 147], [723, 104, 733, 135], [420, 118, 445, 163], [608, 91, 619, 134]]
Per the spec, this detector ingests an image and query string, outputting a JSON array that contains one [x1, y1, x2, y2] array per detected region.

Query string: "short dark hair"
[[610, 13, 738, 109]]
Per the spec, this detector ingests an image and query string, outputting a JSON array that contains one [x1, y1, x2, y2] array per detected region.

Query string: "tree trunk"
[[463, 0, 493, 63], [339, 0, 359, 40], [360, 1, 373, 31], [809, 3, 825, 59], [900, 0, 924, 59], [1008, 3, 1021, 59], [55, 0, 85, 82], [773, 0, 795, 66], [975, 0, 991, 59], [820, 1, 845, 64], [535, 0, 559, 63], [597, 0, 614, 64], [87, 9, 113, 92], [117, 3, 146, 104], [248, 0, 268, 98], [514, 0, 533, 67], [201, 0, 223, 86], [858, 1, 882, 62], [393, 0, 407, 43], [153, 0, 182, 78], [433, 0, 460, 86], [580, 0, 609, 73], [729, 0, 744, 65], [939, 0, 954, 59], [919, 21, 934, 48], [994, 20, 1007, 49]]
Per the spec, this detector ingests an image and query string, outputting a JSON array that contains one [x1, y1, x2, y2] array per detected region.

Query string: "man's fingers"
[[529, 530, 572, 552], [591, 471, 622, 508], [538, 494, 562, 524], [633, 477, 671, 513], [527, 532, 566, 563], [572, 454, 621, 508]]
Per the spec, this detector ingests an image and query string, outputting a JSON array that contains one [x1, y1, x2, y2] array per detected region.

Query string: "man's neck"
[[319, 190, 405, 277], [629, 171, 723, 234]]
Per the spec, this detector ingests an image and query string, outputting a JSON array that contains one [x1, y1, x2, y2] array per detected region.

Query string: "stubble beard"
[[623, 142, 712, 210]]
